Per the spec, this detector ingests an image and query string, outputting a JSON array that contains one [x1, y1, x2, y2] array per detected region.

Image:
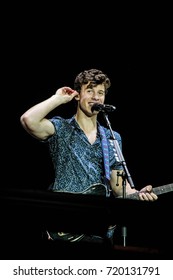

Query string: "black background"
[[1, 3, 173, 258], [2, 3, 172, 191]]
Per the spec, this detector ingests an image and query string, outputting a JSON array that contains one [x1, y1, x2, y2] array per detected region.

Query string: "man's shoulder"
[[51, 115, 74, 124], [99, 124, 121, 140]]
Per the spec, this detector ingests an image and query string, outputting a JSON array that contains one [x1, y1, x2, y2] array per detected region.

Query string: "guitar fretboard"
[[153, 183, 173, 195]]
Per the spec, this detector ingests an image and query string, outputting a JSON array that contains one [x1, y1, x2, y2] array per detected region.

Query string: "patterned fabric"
[[43, 115, 122, 243], [46, 115, 122, 193]]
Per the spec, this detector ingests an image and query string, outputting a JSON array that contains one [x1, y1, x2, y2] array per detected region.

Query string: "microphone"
[[91, 103, 116, 113]]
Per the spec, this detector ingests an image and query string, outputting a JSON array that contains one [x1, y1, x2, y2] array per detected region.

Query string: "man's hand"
[[138, 185, 158, 201], [55, 87, 78, 104]]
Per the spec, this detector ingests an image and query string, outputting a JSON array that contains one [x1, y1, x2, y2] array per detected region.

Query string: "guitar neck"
[[153, 183, 173, 196], [125, 183, 173, 200]]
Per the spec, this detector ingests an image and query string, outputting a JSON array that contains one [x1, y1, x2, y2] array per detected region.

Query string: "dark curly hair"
[[74, 69, 111, 94]]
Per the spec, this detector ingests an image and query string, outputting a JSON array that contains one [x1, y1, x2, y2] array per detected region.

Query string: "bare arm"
[[20, 87, 78, 140], [110, 169, 158, 201]]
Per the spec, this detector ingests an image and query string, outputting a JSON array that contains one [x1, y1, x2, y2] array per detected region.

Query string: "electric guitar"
[[81, 182, 173, 199]]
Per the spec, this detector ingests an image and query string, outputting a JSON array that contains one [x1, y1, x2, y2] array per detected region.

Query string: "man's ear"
[[74, 94, 80, 101]]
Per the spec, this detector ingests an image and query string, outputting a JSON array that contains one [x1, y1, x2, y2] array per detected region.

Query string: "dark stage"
[[0, 187, 173, 260]]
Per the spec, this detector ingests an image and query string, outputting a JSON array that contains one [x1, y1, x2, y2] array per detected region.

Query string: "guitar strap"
[[99, 125, 111, 197]]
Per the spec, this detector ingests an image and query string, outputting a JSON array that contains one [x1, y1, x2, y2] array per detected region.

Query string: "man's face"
[[78, 83, 106, 116]]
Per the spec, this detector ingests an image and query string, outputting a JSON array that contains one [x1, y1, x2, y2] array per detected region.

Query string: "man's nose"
[[91, 92, 100, 99]]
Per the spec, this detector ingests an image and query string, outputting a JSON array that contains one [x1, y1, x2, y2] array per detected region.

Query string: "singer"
[[20, 68, 158, 253]]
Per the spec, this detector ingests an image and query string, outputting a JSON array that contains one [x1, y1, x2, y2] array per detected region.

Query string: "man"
[[20, 68, 158, 244]]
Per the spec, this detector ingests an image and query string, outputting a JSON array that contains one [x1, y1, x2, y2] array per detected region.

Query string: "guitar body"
[[80, 183, 108, 196]]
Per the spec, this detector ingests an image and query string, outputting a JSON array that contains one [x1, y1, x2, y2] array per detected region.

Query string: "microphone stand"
[[102, 112, 135, 247]]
